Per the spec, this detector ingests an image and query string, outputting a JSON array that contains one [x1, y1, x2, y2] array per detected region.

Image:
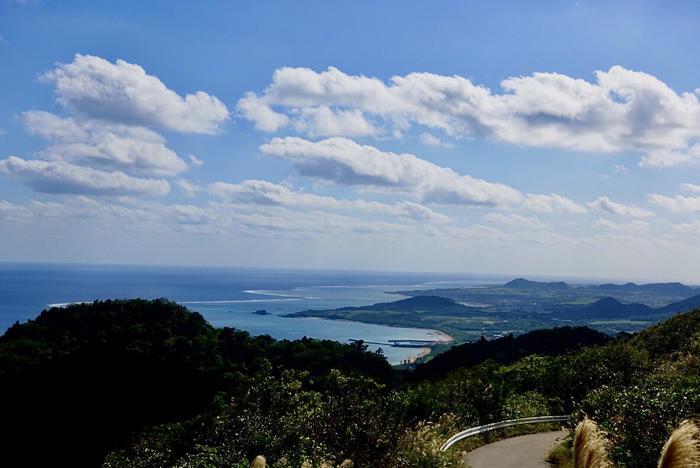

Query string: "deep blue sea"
[[0, 262, 509, 364]]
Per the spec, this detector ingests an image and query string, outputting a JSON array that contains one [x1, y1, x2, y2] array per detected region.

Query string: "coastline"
[[287, 316, 455, 364], [404, 330, 454, 364], [285, 313, 457, 338], [400, 347, 431, 364], [425, 328, 454, 343]]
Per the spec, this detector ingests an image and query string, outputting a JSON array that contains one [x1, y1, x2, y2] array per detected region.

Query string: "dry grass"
[[573, 418, 612, 468], [658, 418, 700, 468]]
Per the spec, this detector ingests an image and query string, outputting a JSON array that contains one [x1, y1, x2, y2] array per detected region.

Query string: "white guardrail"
[[440, 415, 570, 452]]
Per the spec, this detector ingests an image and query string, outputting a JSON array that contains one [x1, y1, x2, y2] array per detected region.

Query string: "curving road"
[[463, 430, 566, 468]]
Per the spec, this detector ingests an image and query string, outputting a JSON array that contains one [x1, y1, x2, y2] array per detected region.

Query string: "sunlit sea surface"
[[0, 263, 511, 364]]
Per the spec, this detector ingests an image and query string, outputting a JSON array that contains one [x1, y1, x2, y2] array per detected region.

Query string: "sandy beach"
[[426, 328, 454, 343], [400, 328, 454, 364]]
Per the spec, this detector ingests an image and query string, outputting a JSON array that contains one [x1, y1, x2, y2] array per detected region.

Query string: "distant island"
[[285, 278, 700, 341]]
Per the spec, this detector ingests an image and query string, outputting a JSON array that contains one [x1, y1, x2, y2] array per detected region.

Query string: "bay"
[[0, 262, 507, 364]]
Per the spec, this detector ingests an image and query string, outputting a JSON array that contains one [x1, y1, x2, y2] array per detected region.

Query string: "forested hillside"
[[1, 299, 700, 467]]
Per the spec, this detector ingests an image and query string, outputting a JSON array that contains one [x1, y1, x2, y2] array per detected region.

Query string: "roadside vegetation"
[[2, 299, 700, 466]]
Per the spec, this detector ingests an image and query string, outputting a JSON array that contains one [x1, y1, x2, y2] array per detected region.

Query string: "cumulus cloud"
[[640, 145, 700, 168], [240, 65, 700, 167], [208, 179, 450, 222], [175, 179, 200, 197], [291, 106, 379, 137], [648, 193, 700, 213], [23, 111, 188, 176], [681, 183, 700, 194], [43, 54, 229, 134], [209, 179, 338, 207], [0, 156, 170, 196], [259, 137, 523, 207], [237, 93, 290, 132], [588, 196, 653, 218], [524, 193, 587, 214]]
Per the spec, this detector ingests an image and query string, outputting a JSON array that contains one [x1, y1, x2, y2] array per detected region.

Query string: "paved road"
[[463, 430, 566, 468]]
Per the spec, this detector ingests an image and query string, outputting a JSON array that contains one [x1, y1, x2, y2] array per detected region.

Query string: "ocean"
[[0, 262, 508, 364]]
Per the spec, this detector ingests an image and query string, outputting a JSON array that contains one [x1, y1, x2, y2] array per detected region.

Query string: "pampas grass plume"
[[658, 418, 700, 468], [250, 455, 266, 468], [574, 418, 612, 468]]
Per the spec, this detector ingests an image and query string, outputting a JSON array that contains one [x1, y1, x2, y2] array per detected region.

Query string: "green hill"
[[656, 293, 700, 316], [0, 299, 393, 467], [566, 296, 652, 319], [411, 326, 609, 380], [504, 278, 570, 290]]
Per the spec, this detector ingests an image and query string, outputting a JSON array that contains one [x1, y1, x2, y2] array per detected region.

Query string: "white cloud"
[[169, 202, 413, 237], [175, 179, 200, 197], [640, 145, 700, 168], [524, 193, 587, 214], [241, 65, 700, 167], [483, 212, 545, 229], [614, 164, 629, 175], [681, 182, 700, 194], [671, 221, 700, 237], [395, 201, 450, 223], [291, 106, 378, 137], [648, 193, 700, 213], [188, 154, 204, 167], [592, 218, 650, 234], [0, 197, 150, 225], [588, 196, 653, 218], [259, 136, 523, 207], [236, 93, 290, 132], [0, 156, 170, 196], [209, 180, 335, 207], [419, 132, 453, 147], [1, 195, 417, 239], [43, 54, 230, 134], [23, 111, 188, 176], [208, 179, 450, 222]]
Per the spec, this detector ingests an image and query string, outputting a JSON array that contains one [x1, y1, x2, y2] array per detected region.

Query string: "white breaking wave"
[[47, 301, 89, 308], [179, 298, 303, 304], [243, 289, 319, 300]]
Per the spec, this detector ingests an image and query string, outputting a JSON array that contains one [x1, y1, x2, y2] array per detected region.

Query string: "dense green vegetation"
[[2, 298, 700, 467], [0, 300, 392, 467], [410, 326, 610, 380]]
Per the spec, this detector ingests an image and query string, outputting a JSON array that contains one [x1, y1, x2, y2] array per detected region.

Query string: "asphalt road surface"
[[464, 430, 566, 468]]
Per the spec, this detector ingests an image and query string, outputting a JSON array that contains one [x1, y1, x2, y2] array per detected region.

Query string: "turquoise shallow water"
[[0, 263, 507, 364]]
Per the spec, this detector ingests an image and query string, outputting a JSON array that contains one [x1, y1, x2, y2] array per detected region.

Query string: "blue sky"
[[1, 0, 700, 281]]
